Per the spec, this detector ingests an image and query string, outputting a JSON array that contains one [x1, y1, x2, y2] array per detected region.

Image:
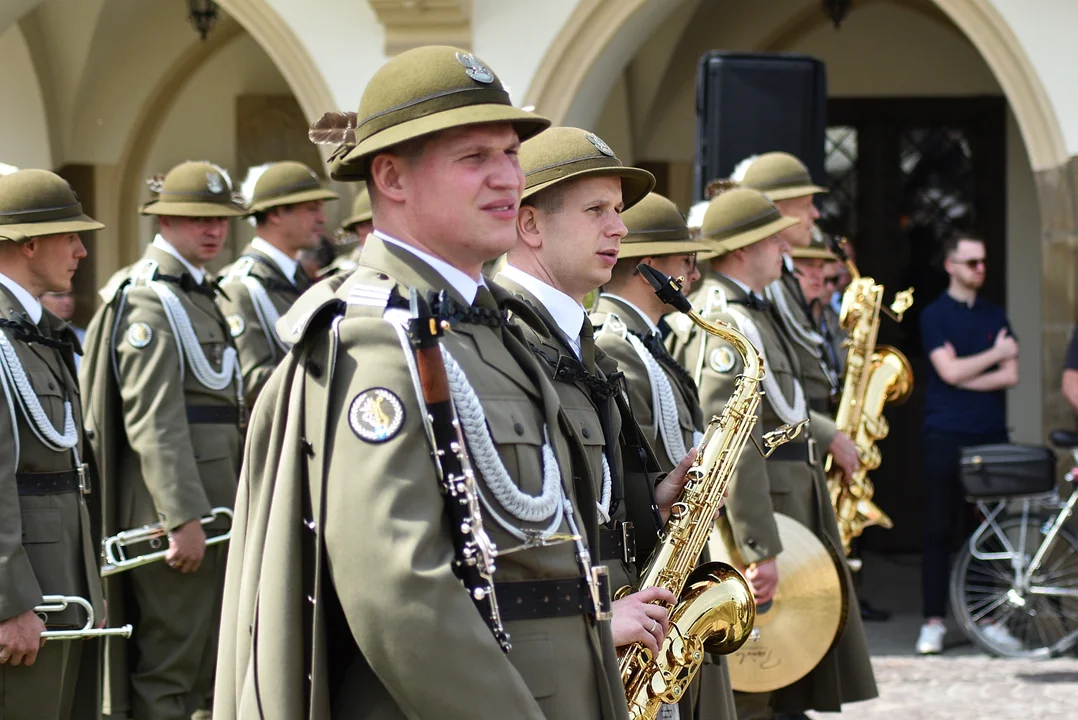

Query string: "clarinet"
[[407, 289, 511, 653]]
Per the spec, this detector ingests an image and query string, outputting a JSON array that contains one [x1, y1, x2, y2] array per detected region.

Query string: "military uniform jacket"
[[215, 236, 628, 720], [766, 271, 840, 449], [217, 242, 308, 404], [81, 244, 244, 711], [0, 286, 103, 628], [317, 243, 362, 280], [667, 275, 876, 711], [493, 274, 664, 594], [592, 295, 738, 720], [592, 295, 702, 472]]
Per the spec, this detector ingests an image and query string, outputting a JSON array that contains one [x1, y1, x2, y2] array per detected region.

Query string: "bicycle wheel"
[[950, 515, 1078, 658]]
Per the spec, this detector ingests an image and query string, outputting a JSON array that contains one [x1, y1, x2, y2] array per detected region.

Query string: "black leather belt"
[[17, 468, 84, 496], [766, 438, 819, 466], [495, 577, 610, 621], [598, 521, 636, 564], [186, 405, 239, 425]]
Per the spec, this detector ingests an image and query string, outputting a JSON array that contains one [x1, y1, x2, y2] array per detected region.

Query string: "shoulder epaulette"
[[592, 310, 628, 340]]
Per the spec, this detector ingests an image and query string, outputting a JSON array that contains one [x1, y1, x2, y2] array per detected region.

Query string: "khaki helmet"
[[790, 225, 838, 261], [140, 161, 246, 217], [520, 126, 655, 211], [739, 152, 827, 201], [243, 161, 338, 215], [0, 169, 104, 242], [698, 188, 799, 258], [340, 181, 372, 230], [618, 192, 712, 259], [320, 45, 550, 182]]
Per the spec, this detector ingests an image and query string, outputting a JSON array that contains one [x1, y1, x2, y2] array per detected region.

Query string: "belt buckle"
[[807, 438, 818, 466], [588, 565, 613, 622], [77, 463, 90, 495], [621, 521, 636, 564]]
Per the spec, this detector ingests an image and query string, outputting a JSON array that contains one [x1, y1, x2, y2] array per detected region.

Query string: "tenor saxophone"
[[827, 240, 914, 556], [617, 267, 765, 719]]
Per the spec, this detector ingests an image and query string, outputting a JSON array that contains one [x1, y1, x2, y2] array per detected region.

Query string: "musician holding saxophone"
[[667, 188, 877, 719], [591, 191, 738, 720], [0, 169, 106, 719], [81, 161, 247, 720]]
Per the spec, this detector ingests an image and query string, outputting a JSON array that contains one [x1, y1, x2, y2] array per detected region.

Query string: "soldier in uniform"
[[0, 169, 105, 720], [493, 127, 690, 669], [215, 46, 630, 719], [318, 181, 372, 279], [667, 188, 877, 719], [217, 161, 338, 405], [591, 191, 738, 720], [81, 161, 247, 720], [788, 231, 844, 379]]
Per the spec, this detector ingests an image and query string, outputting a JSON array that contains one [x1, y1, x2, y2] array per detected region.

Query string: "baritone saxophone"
[[619, 266, 804, 720]]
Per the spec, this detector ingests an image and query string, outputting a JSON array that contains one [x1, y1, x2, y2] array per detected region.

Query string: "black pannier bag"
[[959, 444, 1057, 498]]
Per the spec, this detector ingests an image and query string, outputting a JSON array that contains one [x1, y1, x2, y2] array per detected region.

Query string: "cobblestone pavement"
[[805, 614, 1078, 719]]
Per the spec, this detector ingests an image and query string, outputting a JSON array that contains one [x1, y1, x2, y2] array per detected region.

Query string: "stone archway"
[[525, 0, 1065, 172]]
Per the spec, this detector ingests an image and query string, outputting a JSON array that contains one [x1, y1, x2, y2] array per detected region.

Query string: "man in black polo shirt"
[[917, 231, 1020, 655]]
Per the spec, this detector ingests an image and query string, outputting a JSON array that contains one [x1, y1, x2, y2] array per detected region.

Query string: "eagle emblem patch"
[[126, 322, 153, 349], [586, 133, 614, 157], [709, 346, 736, 374], [456, 52, 494, 84], [349, 388, 405, 443], [226, 314, 245, 338]]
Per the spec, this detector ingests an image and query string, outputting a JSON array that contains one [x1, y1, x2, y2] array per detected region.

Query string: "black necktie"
[[293, 266, 312, 293], [579, 316, 596, 373], [640, 330, 698, 401]]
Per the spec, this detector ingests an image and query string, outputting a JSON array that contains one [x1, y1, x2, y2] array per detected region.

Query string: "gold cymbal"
[[708, 513, 847, 693]]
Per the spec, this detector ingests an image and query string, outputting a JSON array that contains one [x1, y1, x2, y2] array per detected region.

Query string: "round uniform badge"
[[226, 314, 245, 338], [709, 346, 736, 374], [126, 322, 153, 349], [586, 132, 615, 157], [456, 52, 494, 84], [349, 388, 405, 443]]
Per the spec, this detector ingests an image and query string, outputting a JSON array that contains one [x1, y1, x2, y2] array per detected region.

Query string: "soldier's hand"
[[654, 448, 698, 523], [745, 559, 779, 605], [611, 587, 677, 655], [166, 518, 207, 573], [829, 431, 861, 479], [0, 610, 46, 666]]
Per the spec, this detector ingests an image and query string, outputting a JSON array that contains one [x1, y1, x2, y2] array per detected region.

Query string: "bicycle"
[[949, 431, 1078, 658]]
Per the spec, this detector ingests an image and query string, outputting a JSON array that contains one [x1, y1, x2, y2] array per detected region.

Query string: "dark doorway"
[[820, 96, 1007, 553]]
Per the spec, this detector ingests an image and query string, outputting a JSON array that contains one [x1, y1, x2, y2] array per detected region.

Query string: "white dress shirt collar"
[[251, 237, 299, 284], [501, 264, 586, 355], [375, 230, 483, 304], [152, 235, 205, 284], [602, 293, 660, 335], [0, 271, 42, 324]]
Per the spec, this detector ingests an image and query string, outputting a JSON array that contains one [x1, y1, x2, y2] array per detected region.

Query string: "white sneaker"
[[979, 622, 1024, 653], [916, 622, 946, 654]]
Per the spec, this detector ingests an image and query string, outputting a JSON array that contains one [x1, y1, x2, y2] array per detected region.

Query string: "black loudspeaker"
[[694, 52, 828, 202]]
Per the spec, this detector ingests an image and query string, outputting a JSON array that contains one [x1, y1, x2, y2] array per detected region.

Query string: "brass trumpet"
[[37, 595, 132, 640], [100, 507, 234, 577]]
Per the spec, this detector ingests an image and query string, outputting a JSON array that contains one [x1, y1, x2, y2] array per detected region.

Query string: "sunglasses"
[[824, 275, 840, 286], [954, 258, 986, 270]]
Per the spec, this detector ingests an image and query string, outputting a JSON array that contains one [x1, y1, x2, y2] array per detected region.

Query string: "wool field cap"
[[243, 161, 337, 215], [140, 161, 246, 217], [340, 182, 372, 229], [617, 192, 713, 259], [313, 45, 550, 182], [698, 188, 799, 258], [520, 126, 655, 211], [0, 169, 104, 242], [739, 152, 828, 201]]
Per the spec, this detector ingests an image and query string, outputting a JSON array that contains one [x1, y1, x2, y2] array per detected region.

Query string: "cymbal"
[[708, 512, 846, 693]]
